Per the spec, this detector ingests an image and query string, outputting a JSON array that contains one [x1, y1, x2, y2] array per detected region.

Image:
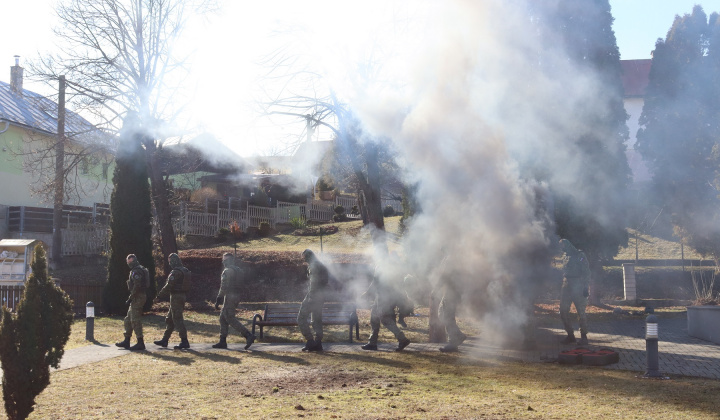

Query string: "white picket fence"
[[172, 196, 401, 238], [61, 223, 109, 256]]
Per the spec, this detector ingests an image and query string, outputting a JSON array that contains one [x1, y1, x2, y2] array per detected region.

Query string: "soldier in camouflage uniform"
[[211, 253, 256, 350], [153, 253, 192, 349], [437, 278, 468, 352], [361, 266, 411, 351], [115, 254, 149, 351], [433, 255, 468, 352], [559, 239, 591, 345], [297, 249, 329, 352]]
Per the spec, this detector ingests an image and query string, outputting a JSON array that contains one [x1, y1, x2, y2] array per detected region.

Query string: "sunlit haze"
[[0, 0, 715, 157]]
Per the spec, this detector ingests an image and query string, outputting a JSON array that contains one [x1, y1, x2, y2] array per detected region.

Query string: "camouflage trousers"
[[123, 293, 147, 339], [560, 278, 588, 335], [220, 293, 250, 337], [439, 286, 465, 345], [367, 294, 407, 345], [161, 293, 187, 340], [297, 292, 325, 342]]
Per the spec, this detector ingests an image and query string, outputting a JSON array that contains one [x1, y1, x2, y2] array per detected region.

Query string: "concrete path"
[[57, 312, 720, 380]]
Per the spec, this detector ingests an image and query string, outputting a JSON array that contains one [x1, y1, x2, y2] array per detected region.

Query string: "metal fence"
[[62, 223, 109, 256], [0, 282, 102, 315]]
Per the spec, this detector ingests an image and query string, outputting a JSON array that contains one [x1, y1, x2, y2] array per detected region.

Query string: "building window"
[[80, 159, 89, 175]]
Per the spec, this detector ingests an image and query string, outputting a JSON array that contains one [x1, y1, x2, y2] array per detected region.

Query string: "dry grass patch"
[[197, 216, 404, 255], [8, 351, 718, 419]]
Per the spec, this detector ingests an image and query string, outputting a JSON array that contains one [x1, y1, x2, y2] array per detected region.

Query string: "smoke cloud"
[[339, 0, 628, 345]]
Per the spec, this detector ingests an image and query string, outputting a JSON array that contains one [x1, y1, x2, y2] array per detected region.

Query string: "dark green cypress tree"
[[636, 6, 720, 264], [103, 117, 156, 314], [544, 0, 631, 258], [522, 0, 632, 304], [0, 244, 73, 420]]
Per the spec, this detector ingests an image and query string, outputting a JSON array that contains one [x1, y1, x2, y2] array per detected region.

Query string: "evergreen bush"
[[0, 244, 73, 420], [103, 127, 156, 314]]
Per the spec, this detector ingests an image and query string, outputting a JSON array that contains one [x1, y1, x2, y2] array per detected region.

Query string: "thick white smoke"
[[345, 0, 625, 345]]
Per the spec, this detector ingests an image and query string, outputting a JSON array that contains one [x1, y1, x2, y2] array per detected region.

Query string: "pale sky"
[[0, 0, 718, 157]]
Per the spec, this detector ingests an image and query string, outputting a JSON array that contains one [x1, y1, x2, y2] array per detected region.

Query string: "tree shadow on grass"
[[140, 348, 243, 365]]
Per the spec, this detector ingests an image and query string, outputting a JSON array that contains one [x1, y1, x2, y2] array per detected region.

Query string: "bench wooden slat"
[[252, 302, 360, 342]]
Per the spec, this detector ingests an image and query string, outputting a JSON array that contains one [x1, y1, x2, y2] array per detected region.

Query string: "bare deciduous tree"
[[31, 0, 217, 273], [258, 44, 399, 254]]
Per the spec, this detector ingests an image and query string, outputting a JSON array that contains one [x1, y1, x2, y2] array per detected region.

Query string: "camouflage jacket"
[[127, 265, 150, 299]]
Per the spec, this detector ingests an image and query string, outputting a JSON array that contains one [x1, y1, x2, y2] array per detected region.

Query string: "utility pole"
[[52, 76, 66, 267]]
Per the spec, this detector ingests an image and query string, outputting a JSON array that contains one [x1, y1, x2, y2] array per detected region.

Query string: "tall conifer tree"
[[545, 0, 631, 282], [636, 6, 720, 264], [103, 115, 156, 314]]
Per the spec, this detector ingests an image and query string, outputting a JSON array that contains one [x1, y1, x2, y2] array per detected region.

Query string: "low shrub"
[[259, 221, 272, 237], [289, 217, 307, 229], [383, 205, 395, 217], [216, 227, 230, 242], [292, 225, 339, 236]]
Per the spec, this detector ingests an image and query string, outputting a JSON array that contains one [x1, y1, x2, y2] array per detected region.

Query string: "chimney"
[[10, 55, 23, 94]]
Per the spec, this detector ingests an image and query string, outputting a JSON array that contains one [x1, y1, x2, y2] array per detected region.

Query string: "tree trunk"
[[51, 76, 66, 268], [144, 142, 178, 275], [588, 259, 602, 306], [356, 142, 387, 256]]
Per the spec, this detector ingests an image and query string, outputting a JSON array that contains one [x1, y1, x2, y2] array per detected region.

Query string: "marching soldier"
[[361, 266, 411, 351], [297, 249, 329, 351], [153, 253, 192, 349], [559, 239, 591, 345], [212, 253, 256, 350], [115, 254, 150, 351]]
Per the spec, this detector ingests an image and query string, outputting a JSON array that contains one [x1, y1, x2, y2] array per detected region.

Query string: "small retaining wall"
[[687, 305, 720, 344]]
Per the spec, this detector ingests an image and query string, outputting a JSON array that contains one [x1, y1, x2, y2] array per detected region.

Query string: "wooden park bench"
[[251, 302, 360, 342]]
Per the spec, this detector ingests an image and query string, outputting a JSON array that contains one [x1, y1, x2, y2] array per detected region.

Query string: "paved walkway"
[[57, 312, 720, 380]]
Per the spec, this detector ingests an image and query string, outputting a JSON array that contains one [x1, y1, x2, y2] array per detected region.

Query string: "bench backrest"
[[263, 302, 356, 323]]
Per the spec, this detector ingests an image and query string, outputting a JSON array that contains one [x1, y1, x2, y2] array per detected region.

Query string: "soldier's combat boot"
[[174, 338, 190, 350], [361, 342, 378, 350], [561, 332, 576, 344], [212, 335, 227, 349], [310, 339, 323, 352], [129, 338, 145, 351], [154, 332, 171, 347], [395, 338, 411, 352], [244, 332, 256, 350], [578, 332, 588, 346], [301, 339, 316, 351], [115, 335, 131, 349], [439, 343, 459, 353]]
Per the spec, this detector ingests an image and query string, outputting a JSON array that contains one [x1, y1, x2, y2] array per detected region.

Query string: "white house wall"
[[624, 97, 651, 183], [0, 125, 111, 207]]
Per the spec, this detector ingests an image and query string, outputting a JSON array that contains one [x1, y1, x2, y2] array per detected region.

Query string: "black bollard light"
[[643, 314, 662, 378], [85, 301, 95, 341]]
